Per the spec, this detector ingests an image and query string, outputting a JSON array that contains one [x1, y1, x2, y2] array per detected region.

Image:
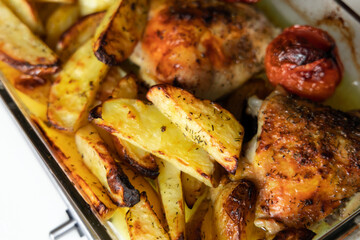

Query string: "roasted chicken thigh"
[[131, 0, 278, 100], [245, 90, 360, 233]]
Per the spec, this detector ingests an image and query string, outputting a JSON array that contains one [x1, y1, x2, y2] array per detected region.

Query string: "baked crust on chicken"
[[131, 0, 278, 100], [246, 91, 360, 232]]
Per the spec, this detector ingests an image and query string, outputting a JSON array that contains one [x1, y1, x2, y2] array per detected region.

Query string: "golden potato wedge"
[[147, 85, 244, 174], [47, 40, 109, 132], [186, 199, 210, 240], [97, 67, 127, 102], [111, 73, 138, 99], [75, 124, 140, 207], [78, 0, 113, 16], [31, 0, 75, 3], [113, 136, 159, 179], [90, 98, 215, 186], [45, 4, 80, 49], [57, 11, 105, 61], [210, 179, 262, 240], [181, 172, 206, 209], [109, 207, 131, 240], [33, 118, 117, 219], [0, 1, 59, 75], [2, 0, 44, 35], [126, 192, 170, 240], [201, 204, 216, 240], [157, 159, 185, 240], [93, 0, 149, 65]]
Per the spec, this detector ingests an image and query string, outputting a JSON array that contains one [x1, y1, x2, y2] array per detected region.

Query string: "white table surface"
[[0, 99, 85, 240]]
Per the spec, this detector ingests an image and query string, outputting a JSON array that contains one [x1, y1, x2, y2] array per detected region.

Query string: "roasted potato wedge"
[[45, 4, 80, 49], [186, 199, 210, 240], [213, 181, 257, 239], [113, 136, 159, 178], [126, 192, 170, 240], [201, 204, 216, 240], [2, 0, 44, 35], [111, 73, 138, 99], [57, 11, 105, 61], [182, 172, 206, 209], [210, 179, 261, 240], [48, 40, 109, 132], [90, 98, 215, 187], [78, 0, 113, 16], [97, 66, 127, 102], [31, 0, 75, 3], [157, 159, 185, 240], [147, 85, 244, 174], [0, 1, 59, 75], [33, 118, 117, 219], [93, 0, 149, 65], [75, 124, 140, 207]]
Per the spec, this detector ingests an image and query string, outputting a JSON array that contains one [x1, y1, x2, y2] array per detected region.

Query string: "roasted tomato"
[[265, 25, 343, 102]]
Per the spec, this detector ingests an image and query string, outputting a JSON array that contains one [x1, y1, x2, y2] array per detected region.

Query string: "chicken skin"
[[131, 0, 278, 100], [246, 90, 360, 233]]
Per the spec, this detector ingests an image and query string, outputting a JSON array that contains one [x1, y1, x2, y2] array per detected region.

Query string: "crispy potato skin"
[[211, 179, 259, 240], [137, 1, 277, 99], [57, 11, 105, 61], [93, 0, 149, 65], [252, 92, 360, 230], [76, 125, 140, 207], [113, 136, 159, 179], [265, 25, 343, 101]]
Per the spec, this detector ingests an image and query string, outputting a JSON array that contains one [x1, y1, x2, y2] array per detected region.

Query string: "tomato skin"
[[265, 25, 343, 102]]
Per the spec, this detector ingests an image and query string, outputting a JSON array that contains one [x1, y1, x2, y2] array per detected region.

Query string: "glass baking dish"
[[0, 0, 359, 239]]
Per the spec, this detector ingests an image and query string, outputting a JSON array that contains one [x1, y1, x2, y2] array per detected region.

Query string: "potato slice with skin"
[[33, 118, 116, 219], [93, 0, 149, 65], [113, 136, 159, 179], [46, 4, 80, 49], [90, 98, 215, 187], [48, 40, 109, 132], [126, 192, 170, 240], [97, 67, 127, 102], [75, 124, 140, 207], [201, 204, 216, 240], [2, 0, 44, 35], [182, 172, 206, 209], [210, 179, 262, 240], [186, 199, 210, 240], [31, 0, 75, 3], [0, 1, 59, 75], [78, 0, 113, 16], [57, 11, 105, 61], [147, 85, 243, 174], [157, 159, 185, 240], [111, 73, 138, 99]]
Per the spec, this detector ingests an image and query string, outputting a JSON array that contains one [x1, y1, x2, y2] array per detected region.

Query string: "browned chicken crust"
[[134, 0, 278, 100], [252, 92, 360, 230]]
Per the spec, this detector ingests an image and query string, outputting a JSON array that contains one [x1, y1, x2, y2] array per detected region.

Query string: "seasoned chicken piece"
[[245, 91, 360, 233], [130, 0, 278, 100]]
